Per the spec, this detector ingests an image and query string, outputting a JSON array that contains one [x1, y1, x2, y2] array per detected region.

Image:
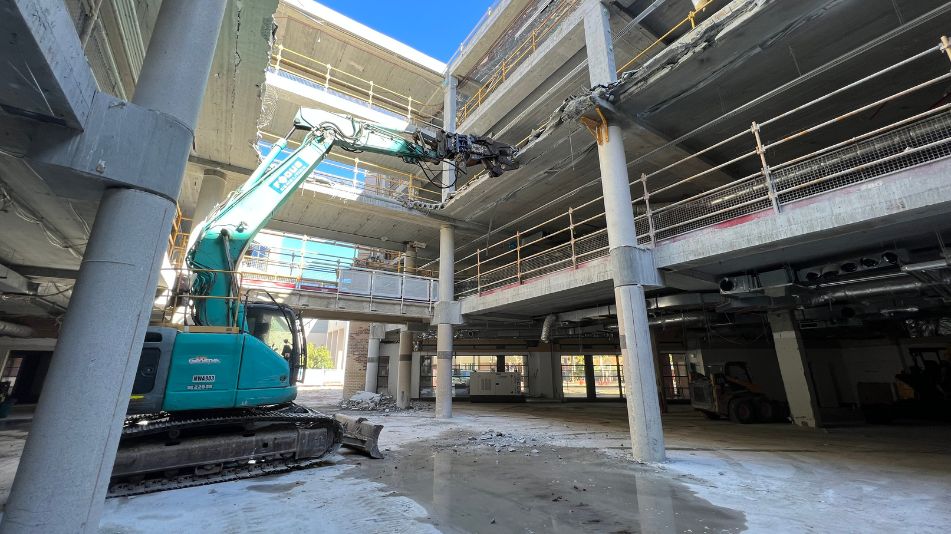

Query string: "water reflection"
[[350, 446, 744, 533]]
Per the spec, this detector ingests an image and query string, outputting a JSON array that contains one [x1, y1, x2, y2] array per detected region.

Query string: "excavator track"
[[108, 403, 342, 498]]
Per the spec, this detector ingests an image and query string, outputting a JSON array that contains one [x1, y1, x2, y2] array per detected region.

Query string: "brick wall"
[[341, 321, 370, 399]]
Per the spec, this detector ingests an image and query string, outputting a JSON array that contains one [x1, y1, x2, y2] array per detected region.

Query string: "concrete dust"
[[1, 388, 949, 532], [98, 464, 439, 534]]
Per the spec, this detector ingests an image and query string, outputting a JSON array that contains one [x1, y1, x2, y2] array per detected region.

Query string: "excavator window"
[[245, 305, 296, 355], [243, 303, 304, 385]]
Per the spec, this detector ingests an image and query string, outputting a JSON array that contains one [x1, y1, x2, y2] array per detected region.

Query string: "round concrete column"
[[397, 329, 413, 408], [435, 224, 455, 419], [0, 3, 227, 531], [403, 242, 417, 274], [192, 169, 227, 227], [365, 323, 384, 393]]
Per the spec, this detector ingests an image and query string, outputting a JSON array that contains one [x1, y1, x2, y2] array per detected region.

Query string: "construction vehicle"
[[689, 361, 788, 424], [109, 108, 518, 496]]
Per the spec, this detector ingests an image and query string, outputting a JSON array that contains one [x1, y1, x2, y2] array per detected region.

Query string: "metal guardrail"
[[457, 0, 582, 124], [270, 46, 442, 129], [456, 0, 717, 126], [452, 38, 951, 299]]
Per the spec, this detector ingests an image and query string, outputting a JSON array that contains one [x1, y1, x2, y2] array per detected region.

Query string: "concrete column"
[[584, 0, 665, 463], [365, 323, 384, 393], [404, 242, 417, 274], [442, 76, 458, 202], [192, 169, 227, 227], [768, 310, 822, 427], [435, 224, 455, 418], [0, 3, 226, 533], [397, 329, 413, 408]]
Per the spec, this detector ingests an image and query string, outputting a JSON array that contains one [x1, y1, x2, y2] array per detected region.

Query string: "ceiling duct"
[[649, 312, 709, 328], [802, 271, 951, 307], [0, 320, 33, 338]]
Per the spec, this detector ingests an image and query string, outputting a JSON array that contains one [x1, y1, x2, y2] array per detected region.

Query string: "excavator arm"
[[186, 108, 517, 326]]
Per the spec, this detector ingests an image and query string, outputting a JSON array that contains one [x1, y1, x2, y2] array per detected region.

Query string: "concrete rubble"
[[339, 391, 431, 412]]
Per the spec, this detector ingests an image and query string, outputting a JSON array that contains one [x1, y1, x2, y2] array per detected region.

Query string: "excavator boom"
[[115, 109, 517, 496]]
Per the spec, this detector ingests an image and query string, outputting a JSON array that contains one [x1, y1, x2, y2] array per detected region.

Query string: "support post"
[[767, 310, 822, 427], [397, 329, 413, 408], [583, 0, 665, 463], [435, 224, 455, 418], [365, 323, 384, 393], [641, 173, 656, 246], [0, 3, 227, 532], [442, 76, 458, 202], [751, 121, 780, 213], [403, 242, 418, 274]]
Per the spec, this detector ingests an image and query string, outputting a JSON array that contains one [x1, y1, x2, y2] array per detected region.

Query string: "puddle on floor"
[[345, 443, 746, 534]]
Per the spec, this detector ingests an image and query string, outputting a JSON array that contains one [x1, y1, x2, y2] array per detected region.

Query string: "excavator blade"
[[335, 414, 384, 459]]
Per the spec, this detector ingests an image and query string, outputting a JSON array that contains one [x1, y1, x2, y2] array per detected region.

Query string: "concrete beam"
[[27, 91, 193, 202], [0, 0, 97, 128], [653, 157, 951, 270], [457, 4, 587, 136], [0, 263, 33, 293]]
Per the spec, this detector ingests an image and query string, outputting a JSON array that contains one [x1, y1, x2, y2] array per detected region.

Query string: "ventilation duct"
[[648, 312, 709, 327], [803, 272, 951, 306], [540, 313, 557, 342], [0, 320, 33, 338]]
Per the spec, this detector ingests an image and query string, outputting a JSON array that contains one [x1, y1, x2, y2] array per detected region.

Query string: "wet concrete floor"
[[347, 436, 745, 534]]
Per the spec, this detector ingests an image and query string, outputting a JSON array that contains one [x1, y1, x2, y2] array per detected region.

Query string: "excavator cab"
[[243, 302, 306, 385], [127, 301, 305, 416]]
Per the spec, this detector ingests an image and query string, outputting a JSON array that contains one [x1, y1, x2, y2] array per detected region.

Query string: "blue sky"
[[314, 0, 495, 62]]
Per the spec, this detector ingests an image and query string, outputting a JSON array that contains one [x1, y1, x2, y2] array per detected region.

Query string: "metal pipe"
[[0, 320, 33, 338], [804, 274, 951, 306], [648, 312, 708, 327], [79, 0, 105, 49]]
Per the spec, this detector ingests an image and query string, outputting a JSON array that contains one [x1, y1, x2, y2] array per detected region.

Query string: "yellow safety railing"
[[167, 206, 191, 269], [456, 0, 582, 124], [615, 0, 715, 74], [455, 0, 719, 191], [271, 45, 442, 129]]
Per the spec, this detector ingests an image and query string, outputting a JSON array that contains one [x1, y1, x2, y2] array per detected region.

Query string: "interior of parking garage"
[[1, 0, 950, 532]]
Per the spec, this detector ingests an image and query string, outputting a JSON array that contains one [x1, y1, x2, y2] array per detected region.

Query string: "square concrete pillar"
[[768, 310, 822, 427]]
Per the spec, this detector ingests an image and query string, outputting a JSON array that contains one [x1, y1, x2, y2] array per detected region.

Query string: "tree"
[[306, 343, 334, 369]]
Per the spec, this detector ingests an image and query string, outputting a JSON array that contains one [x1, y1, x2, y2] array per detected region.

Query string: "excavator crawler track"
[[109, 403, 342, 497]]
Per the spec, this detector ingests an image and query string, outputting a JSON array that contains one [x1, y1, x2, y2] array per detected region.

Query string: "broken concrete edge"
[[520, 0, 765, 152]]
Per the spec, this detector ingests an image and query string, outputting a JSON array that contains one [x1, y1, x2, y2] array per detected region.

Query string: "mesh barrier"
[[773, 111, 951, 204], [651, 175, 771, 240], [574, 229, 609, 263]]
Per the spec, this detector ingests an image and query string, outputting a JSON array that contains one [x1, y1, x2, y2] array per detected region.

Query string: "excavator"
[[108, 108, 518, 496]]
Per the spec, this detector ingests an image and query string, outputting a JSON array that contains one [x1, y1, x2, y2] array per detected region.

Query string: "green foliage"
[[306, 343, 334, 369]]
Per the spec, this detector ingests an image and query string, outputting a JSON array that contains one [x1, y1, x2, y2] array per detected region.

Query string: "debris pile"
[[339, 391, 431, 412], [467, 429, 540, 454]]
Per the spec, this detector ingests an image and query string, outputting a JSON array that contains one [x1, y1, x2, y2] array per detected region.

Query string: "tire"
[[701, 410, 721, 420], [755, 398, 774, 422], [729, 398, 757, 424]]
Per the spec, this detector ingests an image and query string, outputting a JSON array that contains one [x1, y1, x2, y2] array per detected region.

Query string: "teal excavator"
[[108, 109, 517, 495]]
